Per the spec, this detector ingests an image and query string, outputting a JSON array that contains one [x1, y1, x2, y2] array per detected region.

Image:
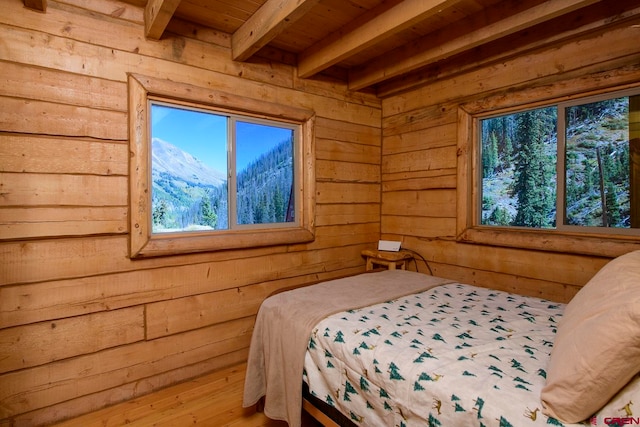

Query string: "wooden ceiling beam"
[[23, 0, 46, 12], [297, 0, 461, 79], [232, 0, 322, 62], [348, 0, 601, 91], [376, 2, 640, 98], [145, 0, 181, 40]]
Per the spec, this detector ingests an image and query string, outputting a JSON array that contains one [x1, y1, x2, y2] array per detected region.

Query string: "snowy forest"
[[151, 138, 294, 232], [481, 96, 632, 229]]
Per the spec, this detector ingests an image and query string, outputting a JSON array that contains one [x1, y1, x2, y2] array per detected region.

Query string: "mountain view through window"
[[150, 103, 295, 233]]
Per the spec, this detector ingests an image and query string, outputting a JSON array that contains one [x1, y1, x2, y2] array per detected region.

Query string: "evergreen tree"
[[152, 199, 167, 227], [489, 206, 511, 226], [274, 186, 284, 222], [512, 108, 556, 228], [605, 181, 622, 226], [581, 158, 595, 198], [503, 134, 513, 168], [200, 192, 217, 228], [483, 132, 499, 177]]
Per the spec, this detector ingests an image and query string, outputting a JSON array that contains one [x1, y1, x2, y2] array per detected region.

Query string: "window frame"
[[128, 74, 316, 258], [150, 100, 300, 232], [457, 81, 640, 258]]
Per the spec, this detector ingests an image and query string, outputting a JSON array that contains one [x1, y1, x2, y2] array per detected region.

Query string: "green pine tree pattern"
[[427, 413, 442, 426], [474, 397, 485, 419], [325, 395, 335, 407], [546, 416, 565, 425], [499, 416, 514, 427], [388, 362, 405, 380], [432, 333, 446, 343]]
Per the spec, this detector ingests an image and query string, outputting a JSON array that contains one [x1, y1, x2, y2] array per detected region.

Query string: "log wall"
[[380, 22, 640, 303], [2, 0, 639, 425], [0, 0, 381, 425]]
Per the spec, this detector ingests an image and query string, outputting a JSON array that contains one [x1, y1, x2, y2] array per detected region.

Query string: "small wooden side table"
[[361, 249, 414, 271]]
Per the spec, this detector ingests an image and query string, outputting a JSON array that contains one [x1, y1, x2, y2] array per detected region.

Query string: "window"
[[150, 102, 297, 233], [128, 74, 315, 258], [457, 83, 640, 256], [479, 88, 639, 234]]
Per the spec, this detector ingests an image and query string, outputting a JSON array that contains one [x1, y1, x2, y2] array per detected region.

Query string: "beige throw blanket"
[[242, 270, 455, 426]]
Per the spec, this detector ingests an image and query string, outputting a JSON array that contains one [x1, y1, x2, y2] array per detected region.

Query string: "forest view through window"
[[150, 102, 297, 234], [480, 87, 640, 234]]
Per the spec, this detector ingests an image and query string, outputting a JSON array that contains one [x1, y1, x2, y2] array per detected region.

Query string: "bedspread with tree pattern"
[[303, 283, 581, 426]]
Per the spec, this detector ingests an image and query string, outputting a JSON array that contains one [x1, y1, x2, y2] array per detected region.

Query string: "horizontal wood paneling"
[[0, 0, 381, 424], [0, 317, 255, 419], [430, 256, 583, 303], [0, 307, 144, 373], [316, 138, 381, 164], [146, 287, 265, 340], [0, 233, 375, 290], [394, 238, 605, 298], [382, 169, 457, 192], [317, 159, 380, 183], [382, 102, 458, 136], [0, 207, 127, 240], [0, 243, 373, 328], [0, 62, 128, 111], [315, 117, 381, 145], [382, 145, 457, 174], [0, 96, 128, 140], [0, 135, 128, 175], [383, 123, 457, 154], [315, 203, 379, 226], [316, 182, 380, 204], [382, 215, 456, 239], [0, 173, 127, 206], [382, 189, 456, 218], [0, 22, 379, 128]]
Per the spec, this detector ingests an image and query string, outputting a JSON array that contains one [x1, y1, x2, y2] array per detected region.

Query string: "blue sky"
[[151, 103, 293, 173]]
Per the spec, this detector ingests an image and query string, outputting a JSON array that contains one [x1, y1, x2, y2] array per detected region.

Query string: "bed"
[[243, 251, 640, 427]]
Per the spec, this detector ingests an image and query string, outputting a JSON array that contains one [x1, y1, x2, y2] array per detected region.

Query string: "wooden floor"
[[51, 363, 322, 427]]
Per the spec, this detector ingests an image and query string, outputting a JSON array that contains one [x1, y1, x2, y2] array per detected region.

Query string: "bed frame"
[[302, 385, 354, 427]]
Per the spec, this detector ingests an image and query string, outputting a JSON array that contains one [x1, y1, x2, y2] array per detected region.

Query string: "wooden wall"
[[0, 0, 381, 425], [2, 0, 639, 424], [380, 22, 640, 304]]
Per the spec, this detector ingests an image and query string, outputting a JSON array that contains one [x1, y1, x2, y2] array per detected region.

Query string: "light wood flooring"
[[51, 363, 322, 427]]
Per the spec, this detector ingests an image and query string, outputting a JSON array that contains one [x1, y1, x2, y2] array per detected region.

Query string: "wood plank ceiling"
[[26, 0, 640, 97]]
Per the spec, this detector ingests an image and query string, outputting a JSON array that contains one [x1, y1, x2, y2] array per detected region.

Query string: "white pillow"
[[541, 250, 640, 423]]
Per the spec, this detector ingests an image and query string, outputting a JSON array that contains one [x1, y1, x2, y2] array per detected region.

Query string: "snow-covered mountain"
[[152, 138, 226, 187]]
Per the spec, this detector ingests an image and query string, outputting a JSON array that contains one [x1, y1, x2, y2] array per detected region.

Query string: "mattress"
[[302, 282, 575, 426]]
